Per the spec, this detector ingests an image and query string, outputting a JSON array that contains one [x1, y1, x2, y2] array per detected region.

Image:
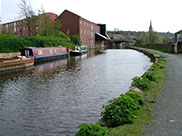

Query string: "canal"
[[0, 49, 152, 136]]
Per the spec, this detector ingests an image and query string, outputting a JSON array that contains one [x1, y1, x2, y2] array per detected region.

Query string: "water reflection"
[[0, 49, 152, 136]]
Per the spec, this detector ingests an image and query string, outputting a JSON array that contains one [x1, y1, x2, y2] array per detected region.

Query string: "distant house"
[[57, 10, 110, 48], [2, 13, 58, 37], [174, 30, 182, 53]]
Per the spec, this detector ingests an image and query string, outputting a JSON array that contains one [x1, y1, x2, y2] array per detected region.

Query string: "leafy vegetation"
[[133, 45, 175, 54], [25, 36, 74, 49], [142, 72, 157, 82], [72, 35, 82, 45], [110, 51, 166, 136], [0, 34, 32, 53], [131, 77, 151, 91], [75, 123, 110, 136], [139, 31, 162, 44], [126, 92, 144, 105], [101, 93, 142, 127], [0, 33, 74, 53]]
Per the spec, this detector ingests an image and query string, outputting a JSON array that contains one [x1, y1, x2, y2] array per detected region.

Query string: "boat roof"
[[23, 46, 65, 50]]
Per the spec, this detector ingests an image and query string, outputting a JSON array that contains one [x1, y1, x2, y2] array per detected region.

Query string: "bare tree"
[[37, 6, 61, 36], [18, 0, 35, 37]]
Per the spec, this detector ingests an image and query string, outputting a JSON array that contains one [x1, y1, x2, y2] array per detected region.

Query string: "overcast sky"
[[1, 0, 182, 33]]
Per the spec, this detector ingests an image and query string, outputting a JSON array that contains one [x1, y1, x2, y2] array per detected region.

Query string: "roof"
[[2, 12, 58, 25], [95, 32, 110, 40], [57, 9, 98, 25], [175, 30, 182, 34]]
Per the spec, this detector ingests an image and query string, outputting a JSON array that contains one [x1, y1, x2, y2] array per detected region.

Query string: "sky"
[[0, 0, 182, 33]]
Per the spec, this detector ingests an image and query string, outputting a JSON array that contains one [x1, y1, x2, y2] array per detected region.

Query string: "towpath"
[[142, 50, 182, 136]]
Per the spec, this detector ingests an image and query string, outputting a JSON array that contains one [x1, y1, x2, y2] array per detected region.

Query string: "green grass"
[[133, 45, 176, 54], [109, 58, 166, 136]]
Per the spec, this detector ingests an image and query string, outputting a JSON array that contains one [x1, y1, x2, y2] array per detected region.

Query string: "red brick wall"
[[57, 10, 79, 38], [79, 18, 100, 47], [2, 13, 57, 37]]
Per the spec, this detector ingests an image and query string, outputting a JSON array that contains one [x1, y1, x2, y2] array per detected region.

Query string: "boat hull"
[[0, 58, 34, 72], [34, 52, 70, 64]]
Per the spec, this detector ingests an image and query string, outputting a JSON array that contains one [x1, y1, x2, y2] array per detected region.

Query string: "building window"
[[14, 26, 16, 32], [80, 21, 82, 25], [91, 24, 93, 31], [177, 34, 182, 42], [6, 24, 9, 33], [80, 30, 82, 34]]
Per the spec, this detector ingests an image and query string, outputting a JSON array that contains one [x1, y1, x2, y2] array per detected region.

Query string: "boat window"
[[38, 50, 43, 55], [25, 50, 30, 56]]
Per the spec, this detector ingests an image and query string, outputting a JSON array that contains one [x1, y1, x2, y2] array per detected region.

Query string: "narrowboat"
[[21, 46, 69, 64], [0, 56, 34, 72], [70, 45, 87, 56]]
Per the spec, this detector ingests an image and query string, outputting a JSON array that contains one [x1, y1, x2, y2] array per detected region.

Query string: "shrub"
[[75, 123, 110, 136], [101, 95, 140, 127], [0, 34, 32, 53], [26, 36, 75, 49], [142, 72, 156, 81], [126, 92, 144, 105], [72, 35, 82, 45], [132, 77, 150, 91]]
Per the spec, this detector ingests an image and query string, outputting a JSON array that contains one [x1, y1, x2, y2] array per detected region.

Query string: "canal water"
[[0, 49, 152, 136]]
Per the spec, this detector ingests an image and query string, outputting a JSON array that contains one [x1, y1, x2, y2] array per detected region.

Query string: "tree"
[[37, 7, 62, 36], [18, 0, 35, 37], [72, 35, 81, 45]]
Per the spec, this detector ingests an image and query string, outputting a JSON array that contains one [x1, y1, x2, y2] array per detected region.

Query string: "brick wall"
[[57, 10, 79, 38]]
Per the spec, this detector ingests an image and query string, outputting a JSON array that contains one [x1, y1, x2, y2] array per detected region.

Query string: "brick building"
[[174, 30, 182, 53], [2, 10, 109, 48], [2, 13, 58, 37], [57, 10, 109, 48]]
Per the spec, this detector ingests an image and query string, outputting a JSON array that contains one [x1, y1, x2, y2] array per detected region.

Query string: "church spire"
[[149, 20, 153, 44], [149, 20, 153, 31]]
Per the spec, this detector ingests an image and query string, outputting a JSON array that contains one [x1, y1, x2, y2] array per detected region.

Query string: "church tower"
[[149, 20, 153, 44]]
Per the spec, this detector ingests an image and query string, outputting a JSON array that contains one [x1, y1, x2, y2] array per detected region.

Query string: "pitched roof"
[[57, 9, 97, 25]]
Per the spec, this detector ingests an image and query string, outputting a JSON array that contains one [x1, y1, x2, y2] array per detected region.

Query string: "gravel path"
[[143, 50, 182, 136]]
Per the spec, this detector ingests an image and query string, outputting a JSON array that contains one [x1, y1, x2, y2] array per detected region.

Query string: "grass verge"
[[109, 51, 166, 136], [133, 45, 175, 54]]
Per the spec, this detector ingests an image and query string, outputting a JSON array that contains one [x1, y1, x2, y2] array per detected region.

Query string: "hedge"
[[0, 34, 75, 53], [25, 36, 75, 49], [0, 34, 32, 53]]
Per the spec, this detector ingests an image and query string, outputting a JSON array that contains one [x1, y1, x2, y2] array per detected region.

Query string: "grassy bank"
[[110, 56, 166, 136], [75, 48, 166, 136], [134, 45, 175, 54]]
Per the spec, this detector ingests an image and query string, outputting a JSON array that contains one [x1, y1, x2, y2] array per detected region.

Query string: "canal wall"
[[0, 52, 20, 58]]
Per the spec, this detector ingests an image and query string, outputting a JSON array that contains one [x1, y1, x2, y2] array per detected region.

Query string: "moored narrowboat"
[[21, 46, 69, 64], [0, 57, 34, 72], [70, 45, 87, 56]]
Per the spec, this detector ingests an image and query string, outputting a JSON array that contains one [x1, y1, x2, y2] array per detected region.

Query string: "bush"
[[0, 34, 32, 53], [72, 35, 82, 45], [26, 36, 75, 49], [101, 95, 140, 127], [142, 72, 156, 81], [126, 92, 144, 105], [132, 77, 150, 91], [46, 30, 70, 40], [75, 123, 110, 136]]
